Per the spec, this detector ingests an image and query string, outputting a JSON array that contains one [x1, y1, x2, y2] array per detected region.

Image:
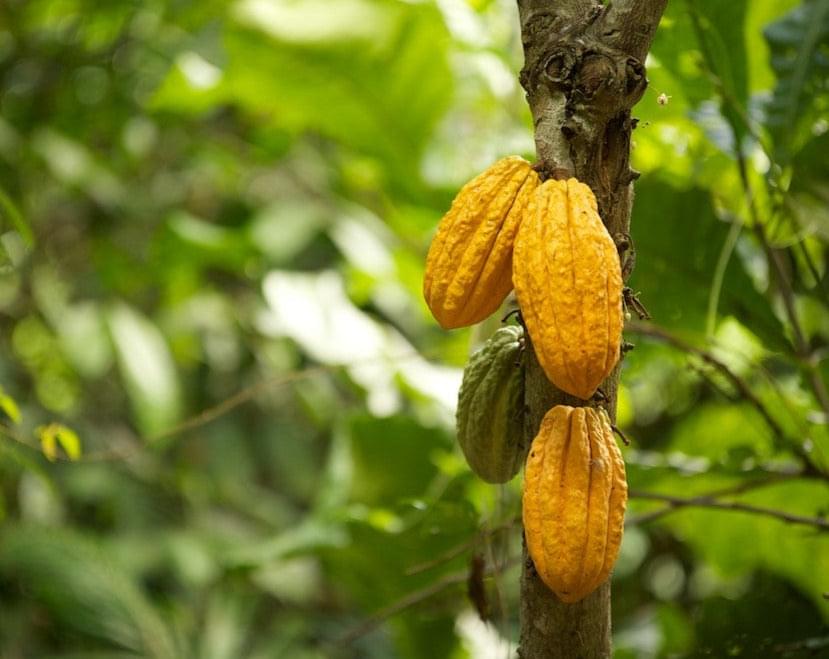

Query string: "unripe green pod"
[[456, 325, 526, 483]]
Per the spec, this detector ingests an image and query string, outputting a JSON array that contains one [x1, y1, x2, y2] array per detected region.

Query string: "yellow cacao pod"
[[523, 405, 627, 603], [423, 156, 539, 329], [513, 178, 623, 399]]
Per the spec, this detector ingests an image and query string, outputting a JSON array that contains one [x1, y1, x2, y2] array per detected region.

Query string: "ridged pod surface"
[[424, 156, 539, 329], [513, 178, 623, 399], [456, 325, 526, 483], [523, 405, 627, 603]]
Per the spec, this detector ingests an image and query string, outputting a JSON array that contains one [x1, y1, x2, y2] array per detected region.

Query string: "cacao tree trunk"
[[516, 1, 667, 657]]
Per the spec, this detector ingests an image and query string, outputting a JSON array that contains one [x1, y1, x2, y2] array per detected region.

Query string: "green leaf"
[[651, 0, 749, 145], [686, 0, 750, 142], [232, 0, 395, 45], [320, 501, 476, 659], [346, 413, 452, 506], [225, 518, 349, 568], [31, 129, 125, 209], [153, 0, 453, 195], [692, 571, 826, 655], [629, 179, 787, 351], [54, 424, 81, 461], [781, 132, 829, 241], [667, 403, 777, 465], [261, 269, 461, 411], [0, 525, 180, 658], [650, 2, 716, 109], [764, 0, 829, 163], [0, 387, 21, 425], [656, 479, 829, 616], [107, 303, 183, 439], [0, 184, 34, 247]]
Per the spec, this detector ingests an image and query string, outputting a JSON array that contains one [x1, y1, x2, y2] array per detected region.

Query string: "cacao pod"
[[456, 325, 526, 483], [424, 156, 539, 329], [513, 178, 623, 399], [523, 405, 627, 603]]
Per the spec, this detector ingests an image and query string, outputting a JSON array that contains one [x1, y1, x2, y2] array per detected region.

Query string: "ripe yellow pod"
[[513, 178, 623, 399], [423, 156, 539, 329], [523, 405, 627, 603]]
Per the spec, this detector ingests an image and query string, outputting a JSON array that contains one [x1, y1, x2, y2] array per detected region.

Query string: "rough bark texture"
[[516, 1, 667, 657]]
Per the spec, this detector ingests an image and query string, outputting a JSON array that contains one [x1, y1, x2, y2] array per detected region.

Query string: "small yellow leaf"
[[37, 425, 57, 462], [55, 424, 82, 461], [36, 423, 82, 462], [0, 388, 21, 425]]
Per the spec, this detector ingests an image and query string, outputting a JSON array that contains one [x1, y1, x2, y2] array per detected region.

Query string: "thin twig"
[[686, 0, 829, 459], [405, 519, 519, 576], [628, 489, 829, 531], [628, 323, 783, 438], [611, 424, 631, 446], [148, 366, 336, 443], [795, 241, 829, 304], [686, 361, 738, 402], [626, 473, 800, 525], [2, 352, 425, 464], [627, 321, 828, 479], [340, 556, 522, 645], [685, 2, 774, 161], [754, 219, 829, 416]]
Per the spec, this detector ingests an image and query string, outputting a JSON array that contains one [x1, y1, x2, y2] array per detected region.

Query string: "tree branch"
[[405, 518, 518, 576], [601, 0, 669, 62], [517, 0, 595, 21], [629, 489, 829, 532], [626, 473, 800, 525], [686, 2, 829, 426], [515, 1, 668, 656], [339, 556, 521, 645], [628, 322, 784, 436], [627, 321, 829, 479]]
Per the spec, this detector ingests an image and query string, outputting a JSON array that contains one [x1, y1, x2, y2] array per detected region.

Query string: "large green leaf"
[[687, 0, 750, 142], [0, 525, 180, 658], [629, 179, 786, 350], [320, 498, 478, 659], [649, 1, 716, 110], [656, 479, 829, 617], [152, 0, 452, 196], [666, 403, 778, 466], [107, 303, 183, 438], [783, 132, 829, 241], [764, 0, 829, 163], [651, 0, 749, 146], [347, 413, 452, 506], [691, 571, 826, 656]]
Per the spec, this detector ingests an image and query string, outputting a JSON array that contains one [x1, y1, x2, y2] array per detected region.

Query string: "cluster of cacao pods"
[[424, 155, 623, 400], [425, 156, 629, 603]]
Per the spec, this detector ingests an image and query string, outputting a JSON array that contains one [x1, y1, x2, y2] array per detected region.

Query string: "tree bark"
[[516, 1, 667, 657]]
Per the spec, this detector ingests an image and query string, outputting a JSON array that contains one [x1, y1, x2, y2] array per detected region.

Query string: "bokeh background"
[[0, 0, 828, 657]]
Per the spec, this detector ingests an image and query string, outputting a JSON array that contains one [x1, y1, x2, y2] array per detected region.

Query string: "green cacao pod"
[[456, 325, 526, 483]]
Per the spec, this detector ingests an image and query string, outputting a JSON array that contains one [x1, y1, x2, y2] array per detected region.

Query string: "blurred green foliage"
[[0, 0, 828, 657]]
